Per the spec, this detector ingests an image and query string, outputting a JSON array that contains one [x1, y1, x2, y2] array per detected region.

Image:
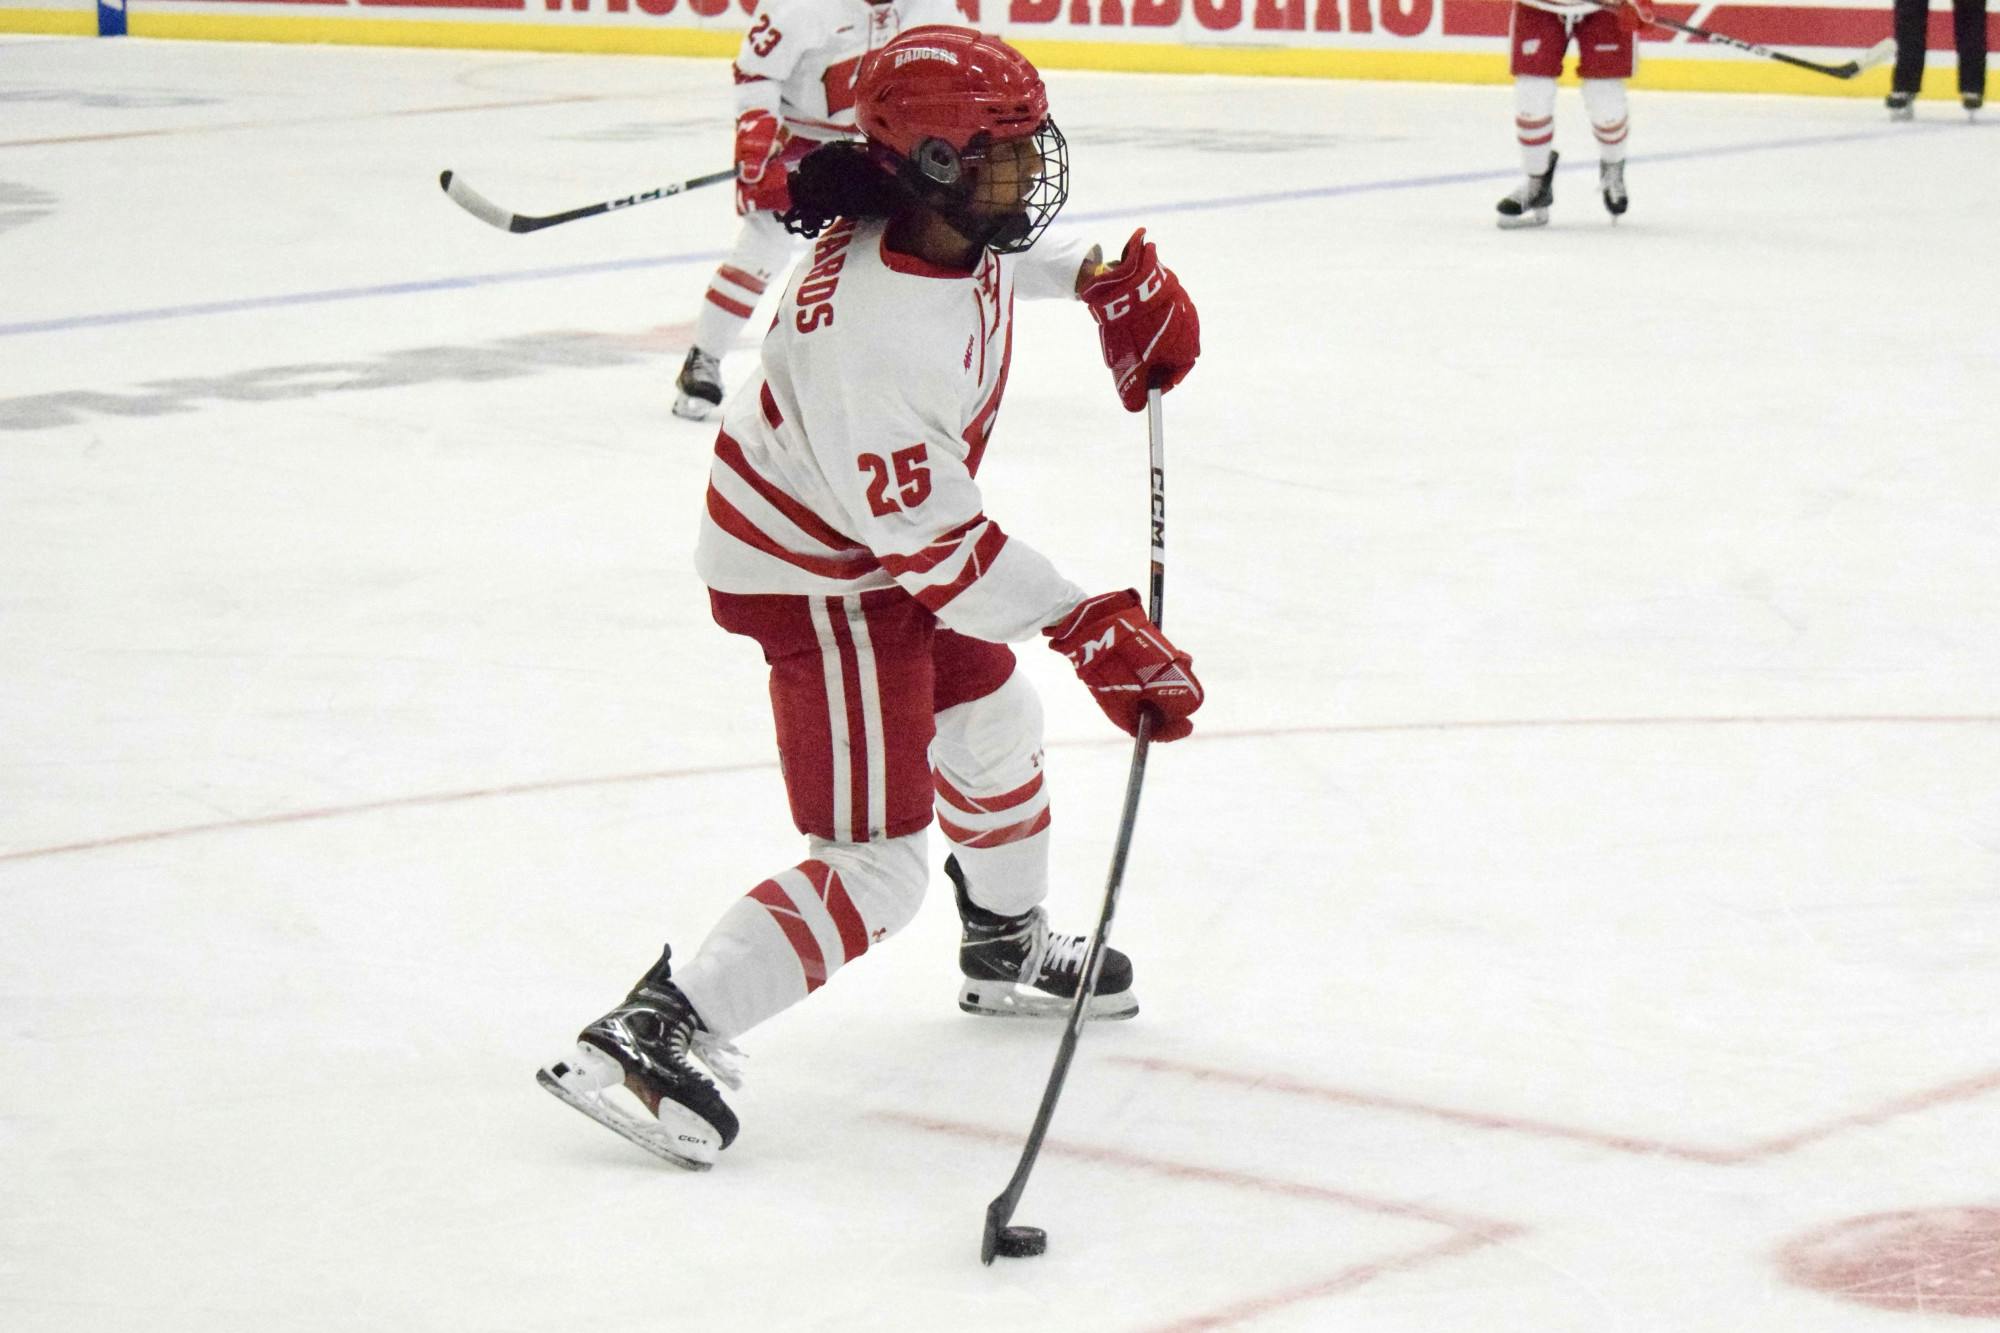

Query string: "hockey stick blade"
[[438, 169, 517, 232], [1854, 37, 1897, 72], [437, 167, 736, 235]]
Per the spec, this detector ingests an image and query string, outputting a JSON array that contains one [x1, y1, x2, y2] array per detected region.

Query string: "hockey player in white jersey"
[[674, 0, 966, 420], [1496, 0, 1655, 227], [542, 26, 1205, 1169]]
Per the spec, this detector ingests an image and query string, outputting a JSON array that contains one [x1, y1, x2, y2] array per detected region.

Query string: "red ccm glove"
[[733, 109, 791, 216], [1046, 590, 1204, 741], [1080, 228, 1201, 413]]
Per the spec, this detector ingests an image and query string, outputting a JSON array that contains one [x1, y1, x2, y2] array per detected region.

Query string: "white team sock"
[[689, 212, 794, 354], [1514, 75, 1559, 176], [1583, 77, 1630, 165], [675, 835, 927, 1040], [932, 674, 1052, 918], [691, 263, 766, 355]]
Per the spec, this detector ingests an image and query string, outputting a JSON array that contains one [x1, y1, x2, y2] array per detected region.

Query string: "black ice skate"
[[1599, 160, 1628, 219], [949, 855, 1138, 1021], [1965, 92, 1984, 117], [1886, 90, 1915, 121], [1496, 150, 1558, 230], [672, 346, 723, 421], [537, 945, 742, 1170]]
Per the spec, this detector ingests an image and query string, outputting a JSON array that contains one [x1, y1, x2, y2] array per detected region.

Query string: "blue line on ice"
[[0, 123, 1958, 340]]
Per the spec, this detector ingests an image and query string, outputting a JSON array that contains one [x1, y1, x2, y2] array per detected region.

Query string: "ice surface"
[[3, 34, 1998, 1332]]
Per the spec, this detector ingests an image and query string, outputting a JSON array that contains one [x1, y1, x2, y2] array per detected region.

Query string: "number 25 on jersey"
[[858, 445, 931, 516]]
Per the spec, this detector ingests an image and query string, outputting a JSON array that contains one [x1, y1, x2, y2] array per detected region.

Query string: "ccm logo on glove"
[[1093, 269, 1165, 323], [1080, 228, 1201, 413], [1046, 590, 1203, 741]]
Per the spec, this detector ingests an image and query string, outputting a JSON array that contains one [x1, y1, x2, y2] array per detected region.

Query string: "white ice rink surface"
[[4, 33, 1999, 1332]]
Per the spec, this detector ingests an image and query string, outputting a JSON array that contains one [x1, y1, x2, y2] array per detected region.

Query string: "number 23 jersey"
[[695, 218, 1096, 644], [735, 0, 969, 142]]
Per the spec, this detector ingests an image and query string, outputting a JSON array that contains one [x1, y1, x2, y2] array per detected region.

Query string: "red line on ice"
[[5, 713, 1994, 865], [0, 761, 773, 865], [1118, 1055, 2000, 1165], [875, 1110, 1521, 1330]]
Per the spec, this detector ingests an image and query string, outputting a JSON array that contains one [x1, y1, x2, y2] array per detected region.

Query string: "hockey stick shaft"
[[437, 167, 736, 234], [1588, 0, 1892, 77], [981, 387, 1167, 1266]]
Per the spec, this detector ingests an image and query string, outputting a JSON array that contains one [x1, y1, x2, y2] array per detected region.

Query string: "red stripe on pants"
[[824, 599, 870, 838]]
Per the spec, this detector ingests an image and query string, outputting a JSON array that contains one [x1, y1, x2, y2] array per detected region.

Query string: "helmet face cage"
[[911, 116, 1068, 255]]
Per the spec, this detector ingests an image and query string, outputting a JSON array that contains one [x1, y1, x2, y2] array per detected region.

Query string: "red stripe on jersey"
[[705, 288, 755, 320], [824, 599, 870, 839], [913, 523, 1009, 613], [732, 65, 770, 85], [715, 431, 866, 555], [759, 383, 783, 430], [933, 768, 1044, 818], [803, 859, 870, 964], [749, 879, 828, 991], [718, 265, 768, 295], [706, 485, 879, 580], [877, 515, 987, 577], [938, 806, 1051, 849], [963, 316, 1013, 477]]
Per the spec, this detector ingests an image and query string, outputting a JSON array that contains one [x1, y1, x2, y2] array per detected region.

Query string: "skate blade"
[[1496, 209, 1550, 230], [536, 1064, 720, 1171], [958, 979, 1139, 1022]]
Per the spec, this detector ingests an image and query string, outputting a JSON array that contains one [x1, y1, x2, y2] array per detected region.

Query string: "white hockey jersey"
[[695, 219, 1097, 645], [734, 0, 969, 142]]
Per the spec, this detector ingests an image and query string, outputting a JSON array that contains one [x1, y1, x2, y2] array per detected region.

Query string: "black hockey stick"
[[981, 385, 1169, 1267], [1590, 0, 1894, 78], [437, 167, 736, 234]]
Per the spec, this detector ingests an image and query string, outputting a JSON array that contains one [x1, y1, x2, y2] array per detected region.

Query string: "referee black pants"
[[1892, 0, 1989, 96]]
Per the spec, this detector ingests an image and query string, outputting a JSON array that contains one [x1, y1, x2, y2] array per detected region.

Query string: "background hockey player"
[[673, 0, 966, 420], [545, 26, 1205, 1169], [1497, 0, 1656, 227]]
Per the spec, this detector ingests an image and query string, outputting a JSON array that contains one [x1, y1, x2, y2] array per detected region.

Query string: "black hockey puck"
[[994, 1225, 1047, 1259]]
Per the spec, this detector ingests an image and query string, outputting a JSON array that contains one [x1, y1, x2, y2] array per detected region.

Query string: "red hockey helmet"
[[857, 26, 1048, 159], [854, 26, 1068, 253]]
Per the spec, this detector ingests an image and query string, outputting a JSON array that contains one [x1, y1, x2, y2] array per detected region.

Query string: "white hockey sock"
[[1514, 75, 1558, 176], [675, 835, 927, 1040], [1583, 78, 1630, 164], [949, 833, 1052, 920], [931, 672, 1051, 918], [691, 263, 766, 355], [689, 212, 794, 355]]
